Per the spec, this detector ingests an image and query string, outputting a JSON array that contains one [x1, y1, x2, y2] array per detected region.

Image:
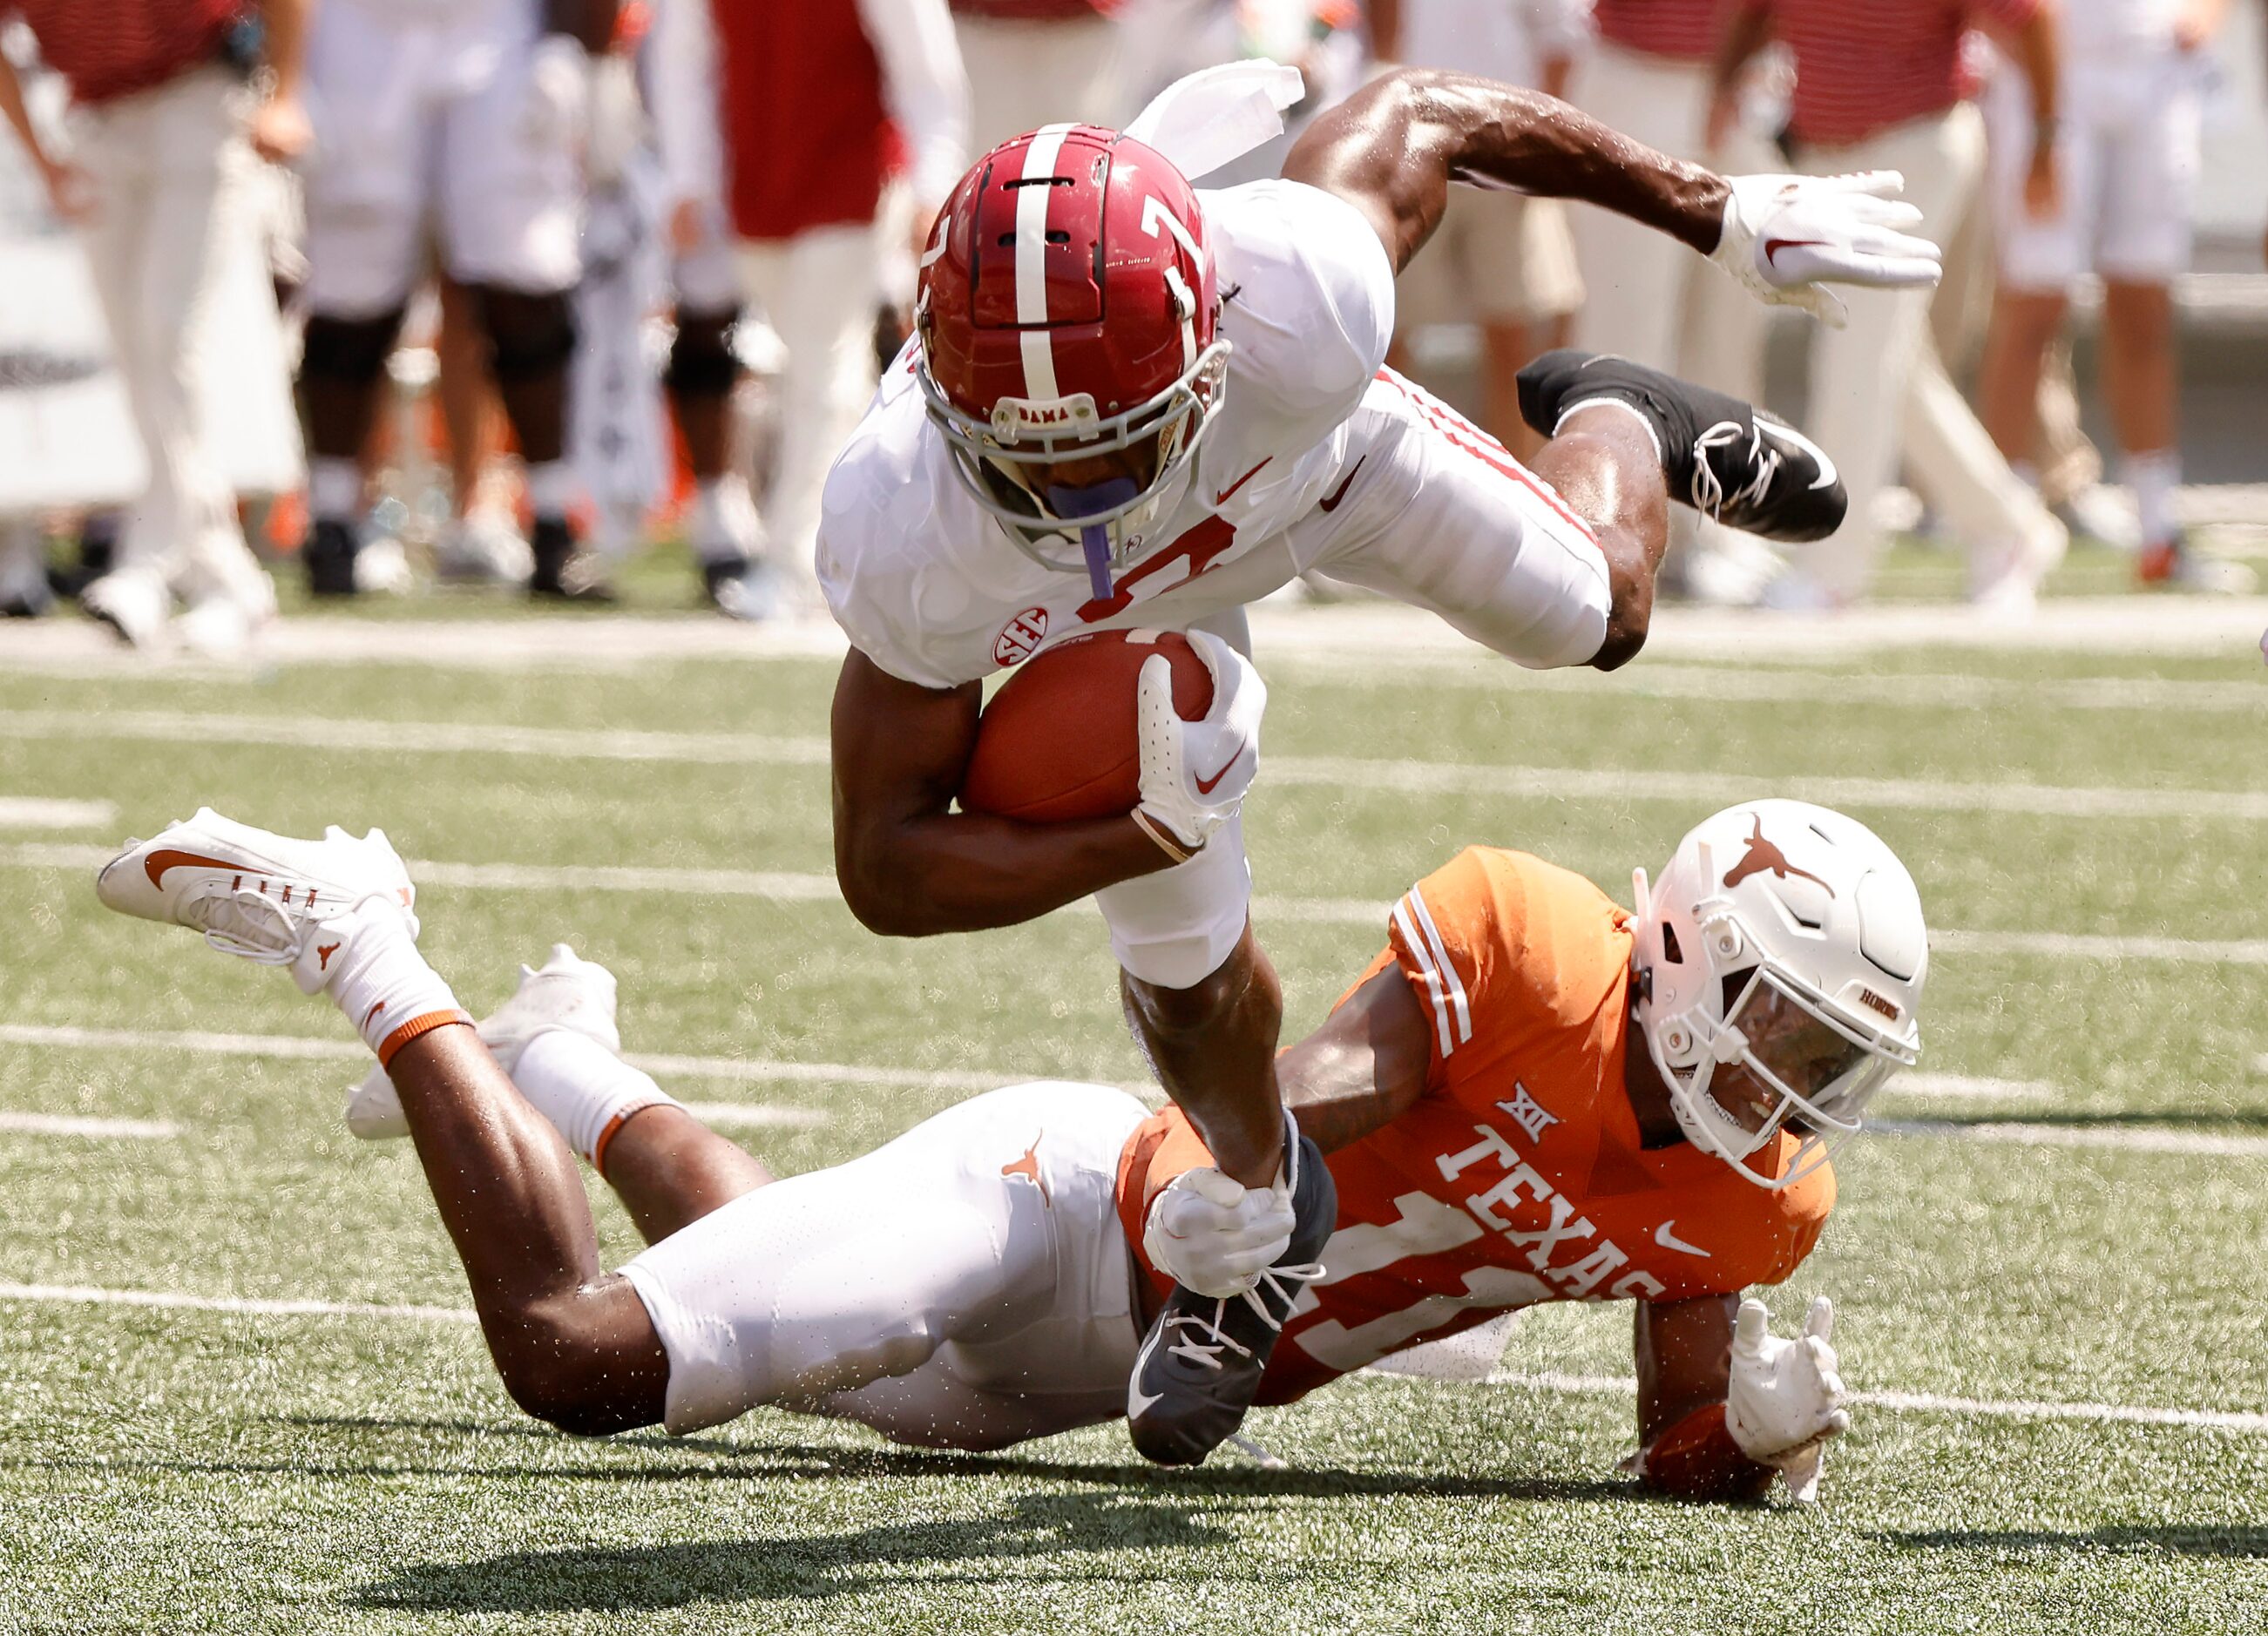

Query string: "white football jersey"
[[817, 179, 1397, 690]]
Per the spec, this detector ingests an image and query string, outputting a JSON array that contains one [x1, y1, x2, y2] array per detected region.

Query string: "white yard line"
[[1878, 1073, 2059, 1103], [9, 841, 2263, 971], [1482, 1370, 2268, 1435], [10, 706, 2261, 820], [0, 797, 115, 830], [0, 1276, 2257, 1435], [1876, 1119, 2268, 1158], [0, 1111, 180, 1139]]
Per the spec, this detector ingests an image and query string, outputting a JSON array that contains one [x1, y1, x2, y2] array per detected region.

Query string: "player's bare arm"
[[1276, 965, 1432, 1153], [544, 0, 621, 52], [1282, 69, 1728, 275], [829, 649, 1175, 936], [1634, 1294, 1777, 1502]]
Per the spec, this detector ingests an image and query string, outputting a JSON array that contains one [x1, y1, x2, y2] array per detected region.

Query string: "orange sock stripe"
[[588, 1099, 669, 1180], [375, 1010, 476, 1068]]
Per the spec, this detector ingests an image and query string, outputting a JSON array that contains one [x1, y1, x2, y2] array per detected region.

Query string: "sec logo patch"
[[994, 606, 1049, 667]]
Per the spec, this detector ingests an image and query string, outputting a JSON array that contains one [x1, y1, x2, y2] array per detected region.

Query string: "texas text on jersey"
[[1116, 847, 1835, 1405]]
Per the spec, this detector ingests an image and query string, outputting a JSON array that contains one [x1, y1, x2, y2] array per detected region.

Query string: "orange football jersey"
[[1116, 847, 1835, 1406]]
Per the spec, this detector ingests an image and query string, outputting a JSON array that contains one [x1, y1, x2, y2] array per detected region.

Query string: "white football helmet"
[[1630, 801, 1926, 1190]]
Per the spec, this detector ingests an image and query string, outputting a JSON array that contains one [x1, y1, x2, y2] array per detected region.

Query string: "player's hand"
[[1142, 1164, 1296, 1298], [1725, 1295, 1850, 1503], [2023, 145, 2060, 220], [36, 152, 92, 221], [1134, 630, 1264, 857], [249, 93, 312, 165], [1711, 171, 1943, 328]]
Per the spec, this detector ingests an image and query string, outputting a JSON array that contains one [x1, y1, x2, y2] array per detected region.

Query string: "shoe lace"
[[1161, 1261, 1327, 1373], [1690, 420, 1780, 519], [193, 888, 303, 964]]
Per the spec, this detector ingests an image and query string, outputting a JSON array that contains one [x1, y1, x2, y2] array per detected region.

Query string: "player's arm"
[[1277, 965, 1432, 1153], [544, 0, 621, 51], [1633, 1292, 1850, 1504], [829, 650, 1174, 936], [1283, 67, 1940, 317]]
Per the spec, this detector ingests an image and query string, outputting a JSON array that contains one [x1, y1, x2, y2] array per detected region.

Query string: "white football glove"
[[1134, 629, 1265, 855], [1142, 1162, 1296, 1299], [1711, 171, 1942, 328], [1726, 1295, 1850, 1503]]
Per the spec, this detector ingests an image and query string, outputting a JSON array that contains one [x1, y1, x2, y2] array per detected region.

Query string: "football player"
[[819, 65, 1940, 1459], [98, 796, 1923, 1496]]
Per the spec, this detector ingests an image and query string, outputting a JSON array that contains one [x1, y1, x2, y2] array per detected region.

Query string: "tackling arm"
[[1276, 965, 1433, 1153], [829, 651, 1175, 936], [1634, 1293, 1852, 1503]]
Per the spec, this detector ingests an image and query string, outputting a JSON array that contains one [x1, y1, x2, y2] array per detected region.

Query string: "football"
[[959, 630, 1215, 822]]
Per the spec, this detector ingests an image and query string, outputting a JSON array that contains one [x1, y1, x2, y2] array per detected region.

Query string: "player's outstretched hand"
[[1143, 1165, 1296, 1298], [1725, 1295, 1850, 1504], [1134, 630, 1264, 859], [1711, 172, 1943, 328]]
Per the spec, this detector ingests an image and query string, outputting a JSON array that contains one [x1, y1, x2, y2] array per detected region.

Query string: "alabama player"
[[98, 796, 1923, 1494], [820, 65, 1940, 1460]]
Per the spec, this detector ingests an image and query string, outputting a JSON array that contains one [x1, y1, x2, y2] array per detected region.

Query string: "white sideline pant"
[[1797, 103, 2058, 600], [1566, 43, 1772, 400], [67, 67, 273, 604], [737, 223, 883, 586], [956, 12, 1127, 153], [621, 1081, 1146, 1446]]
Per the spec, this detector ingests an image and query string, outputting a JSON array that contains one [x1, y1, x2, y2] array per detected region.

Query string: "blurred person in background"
[[953, 0, 1129, 152], [1973, 0, 2253, 592], [1375, 0, 1590, 458], [0, 0, 303, 652], [1710, 0, 2070, 612], [649, 0, 967, 598], [293, 0, 617, 603], [1563, 0, 1783, 602]]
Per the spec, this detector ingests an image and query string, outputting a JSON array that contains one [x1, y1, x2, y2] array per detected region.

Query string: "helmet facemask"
[[922, 339, 1230, 597]]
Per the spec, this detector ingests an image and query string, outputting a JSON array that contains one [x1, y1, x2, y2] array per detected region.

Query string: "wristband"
[[1130, 808, 1195, 865]]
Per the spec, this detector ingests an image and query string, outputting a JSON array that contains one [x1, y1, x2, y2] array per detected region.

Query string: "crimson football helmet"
[[916, 124, 1229, 589]]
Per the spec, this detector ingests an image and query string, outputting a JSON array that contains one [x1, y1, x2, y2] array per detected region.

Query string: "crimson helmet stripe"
[[1014, 124, 1077, 402]]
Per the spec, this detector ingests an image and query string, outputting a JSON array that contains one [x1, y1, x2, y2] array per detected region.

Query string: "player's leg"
[[96, 815, 669, 1434], [443, 28, 607, 601], [295, 3, 426, 598], [342, 945, 773, 1242]]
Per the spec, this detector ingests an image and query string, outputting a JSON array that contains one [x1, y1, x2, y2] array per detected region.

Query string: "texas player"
[[98, 798, 1921, 1496], [821, 60, 1942, 1460]]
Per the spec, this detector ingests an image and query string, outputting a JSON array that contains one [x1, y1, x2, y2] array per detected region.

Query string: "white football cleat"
[[345, 943, 621, 1139], [96, 808, 417, 993]]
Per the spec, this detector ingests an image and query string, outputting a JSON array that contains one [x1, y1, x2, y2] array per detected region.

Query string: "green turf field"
[[2, 598, 2265, 1633]]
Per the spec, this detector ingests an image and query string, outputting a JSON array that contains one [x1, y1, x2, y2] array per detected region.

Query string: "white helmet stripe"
[[1014, 124, 1076, 402]]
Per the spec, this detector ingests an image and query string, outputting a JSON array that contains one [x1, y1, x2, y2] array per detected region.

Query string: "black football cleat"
[[302, 517, 362, 598], [1127, 1127, 1336, 1467], [529, 517, 617, 603], [1516, 348, 1846, 543]]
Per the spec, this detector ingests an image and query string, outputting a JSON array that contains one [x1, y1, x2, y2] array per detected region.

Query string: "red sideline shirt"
[[1761, 0, 2039, 150], [1592, 0, 1736, 65], [5, 0, 240, 105]]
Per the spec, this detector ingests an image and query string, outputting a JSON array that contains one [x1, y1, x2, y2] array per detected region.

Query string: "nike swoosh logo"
[[1214, 457, 1270, 507], [1653, 1220, 1711, 1258], [1764, 417, 1840, 491], [1127, 1324, 1168, 1421], [1193, 739, 1246, 796], [1763, 236, 1830, 268], [143, 848, 246, 889], [1317, 456, 1365, 513]]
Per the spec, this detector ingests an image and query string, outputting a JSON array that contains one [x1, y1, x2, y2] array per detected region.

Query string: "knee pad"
[[664, 308, 743, 398], [299, 309, 406, 386], [472, 287, 578, 383]]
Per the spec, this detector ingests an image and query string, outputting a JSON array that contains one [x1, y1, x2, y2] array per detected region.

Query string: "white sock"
[[514, 1028, 680, 1174], [525, 460, 579, 522], [2122, 450, 2181, 546], [315, 901, 468, 1064], [308, 457, 363, 524], [1556, 395, 1665, 468]]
